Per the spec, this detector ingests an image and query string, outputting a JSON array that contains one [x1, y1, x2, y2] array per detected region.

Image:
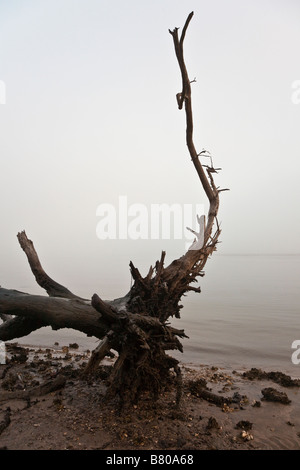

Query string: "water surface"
[[10, 254, 300, 376]]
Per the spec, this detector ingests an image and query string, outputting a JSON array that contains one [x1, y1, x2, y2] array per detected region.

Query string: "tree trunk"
[[0, 12, 227, 406]]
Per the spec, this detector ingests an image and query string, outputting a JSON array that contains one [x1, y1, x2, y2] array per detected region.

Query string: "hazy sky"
[[0, 0, 299, 297]]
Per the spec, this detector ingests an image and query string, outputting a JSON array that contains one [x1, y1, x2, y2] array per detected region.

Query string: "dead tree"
[[0, 13, 226, 405]]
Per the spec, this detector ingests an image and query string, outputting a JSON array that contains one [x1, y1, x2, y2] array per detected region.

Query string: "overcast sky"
[[0, 0, 299, 297]]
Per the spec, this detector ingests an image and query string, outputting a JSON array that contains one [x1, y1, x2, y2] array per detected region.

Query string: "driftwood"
[[0, 374, 66, 403], [0, 13, 226, 405]]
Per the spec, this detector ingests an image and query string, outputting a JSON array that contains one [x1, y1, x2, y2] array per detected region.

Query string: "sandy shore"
[[1, 342, 300, 451]]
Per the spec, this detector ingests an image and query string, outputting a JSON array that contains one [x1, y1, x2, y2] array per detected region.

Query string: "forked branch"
[[169, 12, 220, 243]]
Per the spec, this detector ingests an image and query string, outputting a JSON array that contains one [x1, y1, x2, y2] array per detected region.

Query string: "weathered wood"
[[82, 331, 114, 376], [0, 288, 108, 340], [17, 231, 82, 299], [0, 316, 47, 342], [0, 231, 87, 341], [91, 294, 119, 324]]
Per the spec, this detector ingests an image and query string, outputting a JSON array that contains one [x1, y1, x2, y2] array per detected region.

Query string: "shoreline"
[[1, 343, 300, 450], [7, 333, 300, 379]]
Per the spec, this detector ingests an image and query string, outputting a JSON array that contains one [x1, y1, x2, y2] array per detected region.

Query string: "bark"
[[17, 231, 82, 300], [0, 13, 226, 406], [0, 287, 107, 339]]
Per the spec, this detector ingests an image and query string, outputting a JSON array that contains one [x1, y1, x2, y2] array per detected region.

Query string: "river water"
[[9, 254, 300, 377]]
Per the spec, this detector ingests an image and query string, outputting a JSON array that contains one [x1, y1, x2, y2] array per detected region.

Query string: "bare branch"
[[169, 13, 218, 213], [91, 293, 119, 324], [17, 231, 83, 300], [82, 330, 114, 376]]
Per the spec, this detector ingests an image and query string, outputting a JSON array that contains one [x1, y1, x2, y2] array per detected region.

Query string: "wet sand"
[[0, 343, 300, 451]]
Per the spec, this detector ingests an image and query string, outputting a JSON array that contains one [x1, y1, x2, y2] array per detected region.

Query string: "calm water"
[[11, 255, 300, 376], [171, 254, 300, 376]]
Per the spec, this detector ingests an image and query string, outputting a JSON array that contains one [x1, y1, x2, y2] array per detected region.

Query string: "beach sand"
[[1, 343, 300, 451]]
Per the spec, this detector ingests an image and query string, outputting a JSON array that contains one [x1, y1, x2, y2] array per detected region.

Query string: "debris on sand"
[[1, 345, 300, 450], [261, 387, 291, 404], [236, 420, 253, 431], [240, 430, 254, 441], [206, 416, 220, 430], [6, 344, 28, 364], [243, 368, 300, 388]]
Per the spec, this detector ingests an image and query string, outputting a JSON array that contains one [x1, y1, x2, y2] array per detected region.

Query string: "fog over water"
[[12, 254, 300, 376]]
